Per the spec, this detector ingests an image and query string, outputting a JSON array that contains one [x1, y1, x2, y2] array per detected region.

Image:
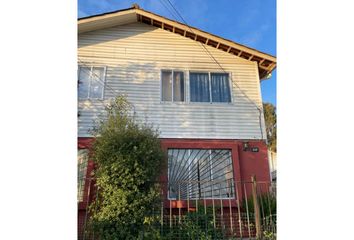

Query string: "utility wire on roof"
[[78, 3, 266, 139], [161, 0, 265, 139], [162, 0, 261, 110], [158, 0, 180, 22]]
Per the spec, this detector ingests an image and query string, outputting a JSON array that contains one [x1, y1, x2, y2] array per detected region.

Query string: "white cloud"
[[241, 23, 270, 47], [241, 31, 263, 46]]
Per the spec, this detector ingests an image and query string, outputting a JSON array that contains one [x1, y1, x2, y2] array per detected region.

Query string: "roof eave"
[[78, 7, 276, 78]]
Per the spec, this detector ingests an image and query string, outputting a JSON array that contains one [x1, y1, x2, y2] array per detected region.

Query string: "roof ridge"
[[78, 6, 276, 79], [78, 6, 136, 20]]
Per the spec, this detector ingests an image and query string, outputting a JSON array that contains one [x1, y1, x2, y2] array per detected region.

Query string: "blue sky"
[[78, 0, 276, 106]]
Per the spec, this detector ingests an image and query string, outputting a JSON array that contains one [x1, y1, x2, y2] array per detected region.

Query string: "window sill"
[[160, 101, 233, 105], [160, 101, 187, 105], [188, 102, 233, 105], [78, 98, 105, 101], [163, 198, 239, 208]]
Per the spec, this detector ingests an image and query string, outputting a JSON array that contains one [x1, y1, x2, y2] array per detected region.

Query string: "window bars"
[[167, 149, 234, 200], [78, 177, 276, 240]]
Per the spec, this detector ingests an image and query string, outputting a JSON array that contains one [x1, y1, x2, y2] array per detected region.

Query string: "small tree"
[[263, 103, 277, 152], [88, 96, 165, 239]]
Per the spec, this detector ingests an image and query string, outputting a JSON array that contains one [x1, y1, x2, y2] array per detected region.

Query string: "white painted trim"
[[102, 66, 107, 99], [208, 72, 212, 103], [254, 62, 266, 140], [228, 72, 234, 103], [87, 66, 92, 98], [188, 70, 232, 104], [78, 65, 106, 100], [160, 69, 186, 103]]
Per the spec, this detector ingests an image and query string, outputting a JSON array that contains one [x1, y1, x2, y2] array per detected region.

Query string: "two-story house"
[[77, 5, 276, 238]]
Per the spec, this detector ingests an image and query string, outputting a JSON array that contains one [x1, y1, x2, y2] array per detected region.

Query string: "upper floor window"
[[190, 72, 231, 103], [161, 70, 185, 102], [78, 66, 106, 99]]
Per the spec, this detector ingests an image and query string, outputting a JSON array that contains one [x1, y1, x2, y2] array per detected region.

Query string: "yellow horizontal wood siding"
[[78, 22, 266, 139]]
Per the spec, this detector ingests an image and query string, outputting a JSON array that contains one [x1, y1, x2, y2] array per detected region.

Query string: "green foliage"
[[162, 208, 224, 240], [242, 193, 277, 240], [88, 96, 165, 240], [242, 193, 276, 219], [263, 103, 277, 152], [263, 230, 276, 240]]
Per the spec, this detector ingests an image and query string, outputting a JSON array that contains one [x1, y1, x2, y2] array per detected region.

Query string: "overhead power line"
[[161, 0, 265, 139], [163, 0, 260, 110], [78, 2, 266, 139], [158, 0, 180, 21]]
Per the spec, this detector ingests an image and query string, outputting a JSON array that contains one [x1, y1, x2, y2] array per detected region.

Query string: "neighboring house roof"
[[78, 5, 276, 80]]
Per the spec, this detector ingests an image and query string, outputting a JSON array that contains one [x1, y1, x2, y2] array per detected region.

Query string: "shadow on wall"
[[78, 61, 161, 136], [78, 23, 264, 138], [78, 61, 264, 139], [78, 83, 263, 138]]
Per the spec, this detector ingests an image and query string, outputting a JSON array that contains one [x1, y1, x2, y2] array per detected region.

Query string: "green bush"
[[162, 208, 224, 240], [242, 192, 276, 219], [88, 96, 165, 240]]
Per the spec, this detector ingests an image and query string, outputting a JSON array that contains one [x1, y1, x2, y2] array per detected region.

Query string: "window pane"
[[78, 67, 90, 99], [189, 149, 203, 199], [168, 149, 190, 199], [90, 67, 104, 98], [167, 149, 177, 199], [78, 150, 88, 202], [161, 71, 172, 101], [199, 150, 212, 198], [190, 73, 210, 102], [211, 73, 231, 102], [173, 72, 184, 101], [167, 148, 234, 200], [211, 150, 234, 198]]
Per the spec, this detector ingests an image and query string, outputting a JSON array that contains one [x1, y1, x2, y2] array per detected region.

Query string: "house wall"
[[76, 136, 270, 239], [78, 22, 266, 140], [78, 138, 270, 210]]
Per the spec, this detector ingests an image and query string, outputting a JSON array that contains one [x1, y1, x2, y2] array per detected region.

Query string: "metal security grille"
[[167, 149, 235, 200], [78, 177, 277, 240], [78, 150, 88, 202]]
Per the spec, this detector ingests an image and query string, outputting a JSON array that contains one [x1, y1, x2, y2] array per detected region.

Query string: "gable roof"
[[78, 5, 276, 80]]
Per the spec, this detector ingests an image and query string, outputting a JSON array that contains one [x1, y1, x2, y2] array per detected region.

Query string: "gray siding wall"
[[78, 22, 266, 139]]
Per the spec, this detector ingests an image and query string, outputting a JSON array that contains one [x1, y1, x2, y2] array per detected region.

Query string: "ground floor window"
[[78, 149, 89, 202], [168, 149, 234, 200]]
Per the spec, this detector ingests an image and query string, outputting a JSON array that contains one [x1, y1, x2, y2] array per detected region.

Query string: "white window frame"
[[188, 71, 233, 104], [160, 69, 186, 103], [78, 65, 107, 100]]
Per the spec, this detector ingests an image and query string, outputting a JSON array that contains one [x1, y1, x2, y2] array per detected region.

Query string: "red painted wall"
[[77, 137, 270, 207], [236, 140, 270, 182], [160, 138, 270, 183], [160, 138, 270, 207]]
